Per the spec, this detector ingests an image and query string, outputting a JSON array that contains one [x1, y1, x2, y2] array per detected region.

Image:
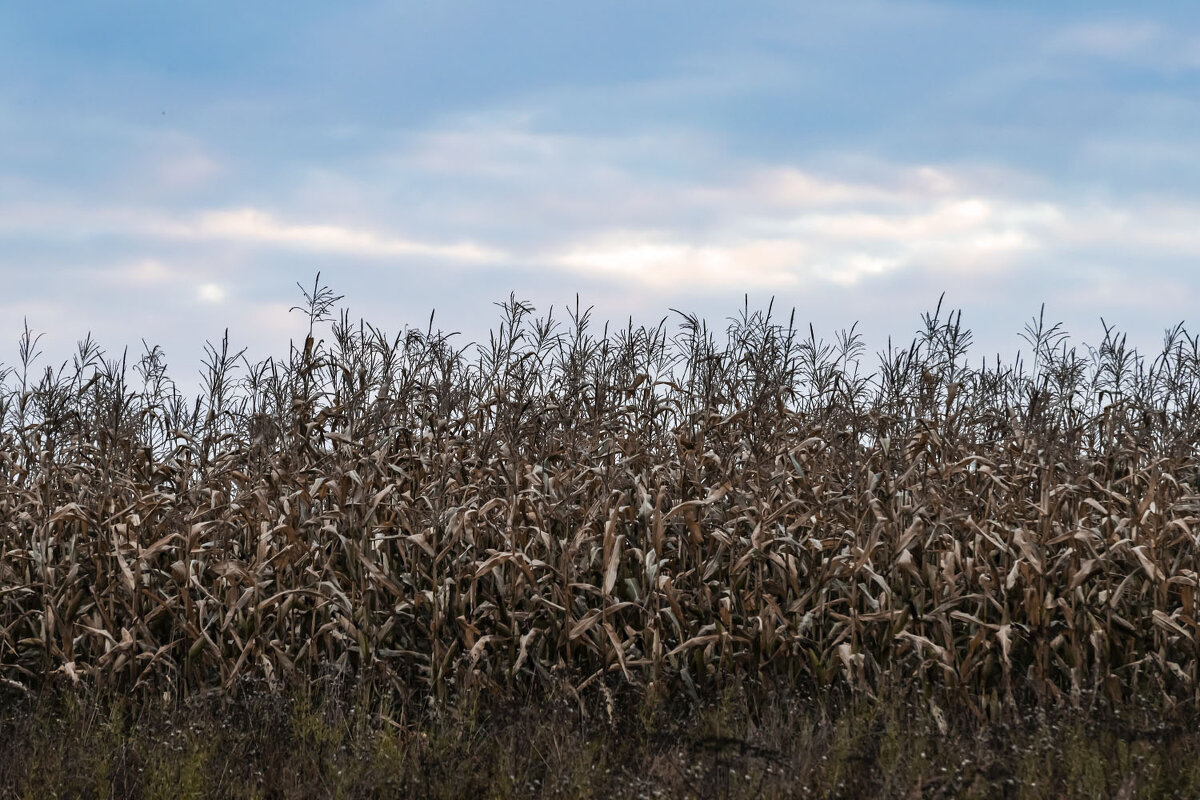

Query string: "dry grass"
[[3, 278, 1200, 723]]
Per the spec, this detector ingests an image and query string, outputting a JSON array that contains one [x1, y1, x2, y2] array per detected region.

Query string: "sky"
[[3, 1, 1200, 395]]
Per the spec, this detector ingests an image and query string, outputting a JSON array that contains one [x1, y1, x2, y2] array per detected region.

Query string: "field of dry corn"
[[3, 280, 1200, 723]]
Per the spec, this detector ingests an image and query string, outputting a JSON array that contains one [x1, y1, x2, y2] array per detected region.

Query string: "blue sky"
[[3, 1, 1200, 391]]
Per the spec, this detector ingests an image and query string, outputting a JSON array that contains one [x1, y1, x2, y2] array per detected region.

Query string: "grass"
[[3, 277, 1200, 794], [4, 679, 1199, 798]]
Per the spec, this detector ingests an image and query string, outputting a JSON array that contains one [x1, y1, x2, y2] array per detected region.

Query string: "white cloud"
[[197, 283, 226, 303], [384, 118, 1075, 294], [0, 201, 508, 265], [3, 124, 1195, 306], [546, 163, 1063, 291], [731, 165, 964, 211], [556, 236, 807, 289], [162, 208, 508, 263]]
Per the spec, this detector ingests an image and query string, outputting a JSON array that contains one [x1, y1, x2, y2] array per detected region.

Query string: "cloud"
[[0, 202, 509, 265], [108, 258, 174, 288], [733, 166, 952, 210], [380, 121, 1156, 299], [163, 208, 509, 263], [128, 116, 1186, 307], [4, 117, 1197, 310], [197, 282, 226, 303], [510, 147, 1064, 291], [556, 236, 807, 290], [549, 194, 1049, 292]]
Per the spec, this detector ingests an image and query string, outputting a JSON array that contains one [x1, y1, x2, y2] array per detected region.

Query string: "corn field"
[[3, 279, 1200, 718]]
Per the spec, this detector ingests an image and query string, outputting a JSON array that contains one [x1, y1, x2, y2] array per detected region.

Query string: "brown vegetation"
[[2, 278, 1200, 726]]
